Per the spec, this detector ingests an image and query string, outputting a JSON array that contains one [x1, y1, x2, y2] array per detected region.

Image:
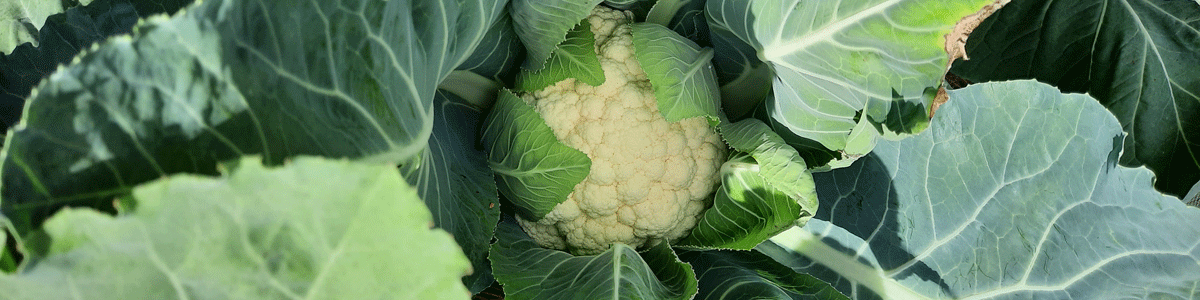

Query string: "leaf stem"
[[770, 227, 930, 300]]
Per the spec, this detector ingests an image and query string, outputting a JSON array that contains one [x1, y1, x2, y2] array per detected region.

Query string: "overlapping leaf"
[[950, 0, 1200, 198], [490, 220, 697, 300], [481, 90, 590, 221], [0, 0, 502, 233], [0, 157, 473, 299], [0, 0, 194, 129], [706, 0, 993, 155], [677, 248, 848, 300], [401, 91, 501, 292], [515, 19, 604, 91], [631, 23, 720, 123], [510, 0, 603, 71], [679, 119, 817, 250], [766, 80, 1200, 299]]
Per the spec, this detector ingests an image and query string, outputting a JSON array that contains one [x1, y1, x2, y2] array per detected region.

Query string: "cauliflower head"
[[516, 6, 726, 255]]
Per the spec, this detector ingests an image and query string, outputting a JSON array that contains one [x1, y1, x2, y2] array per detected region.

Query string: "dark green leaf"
[[678, 248, 848, 300], [490, 220, 697, 300], [949, 0, 1200, 197], [0, 0, 503, 233], [402, 91, 501, 293]]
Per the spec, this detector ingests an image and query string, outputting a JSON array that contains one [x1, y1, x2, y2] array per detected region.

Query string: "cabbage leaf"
[[0, 0, 505, 292], [679, 118, 817, 250], [490, 219, 697, 300], [706, 0, 993, 157], [0, 157, 472, 299], [767, 80, 1200, 299], [950, 0, 1200, 198]]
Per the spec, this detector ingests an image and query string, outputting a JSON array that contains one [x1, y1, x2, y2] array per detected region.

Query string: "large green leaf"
[[0, 0, 502, 232], [631, 22, 720, 124], [481, 90, 590, 221], [515, 18, 605, 92], [950, 0, 1200, 198], [510, 0, 603, 71], [677, 248, 848, 300], [678, 119, 817, 250], [401, 91, 500, 293], [0, 156, 472, 299], [705, 0, 992, 155], [765, 80, 1200, 299], [490, 220, 697, 300]]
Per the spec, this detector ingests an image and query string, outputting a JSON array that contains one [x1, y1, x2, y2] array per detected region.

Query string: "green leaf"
[[748, 101, 846, 170], [458, 12, 524, 84], [720, 119, 817, 211], [0, 222, 11, 273], [767, 80, 1200, 299], [706, 0, 993, 153], [516, 18, 605, 92], [481, 90, 590, 221], [442, 12, 524, 108], [646, 0, 709, 43], [0, 0, 63, 53], [0, 0, 503, 233], [490, 220, 698, 300], [631, 23, 720, 124], [709, 14, 770, 120], [0, 157, 472, 299], [677, 248, 849, 300], [645, 0, 690, 27], [401, 91, 500, 293], [679, 119, 817, 249], [949, 0, 1200, 198], [510, 0, 603, 71]]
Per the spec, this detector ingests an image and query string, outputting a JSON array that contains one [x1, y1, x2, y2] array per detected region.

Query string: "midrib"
[[762, 0, 902, 61]]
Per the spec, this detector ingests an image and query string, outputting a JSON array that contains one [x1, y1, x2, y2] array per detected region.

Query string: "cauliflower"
[[515, 6, 726, 255]]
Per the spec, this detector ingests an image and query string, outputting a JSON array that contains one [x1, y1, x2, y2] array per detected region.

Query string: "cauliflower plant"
[[515, 6, 726, 255]]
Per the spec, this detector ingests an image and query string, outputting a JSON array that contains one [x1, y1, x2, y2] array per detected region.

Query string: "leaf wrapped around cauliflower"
[[483, 6, 725, 255]]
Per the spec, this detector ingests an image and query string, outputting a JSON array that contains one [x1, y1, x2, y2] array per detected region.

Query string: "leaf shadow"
[[809, 153, 956, 299]]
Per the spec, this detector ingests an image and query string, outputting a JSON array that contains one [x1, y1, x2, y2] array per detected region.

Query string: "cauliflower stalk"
[[514, 6, 725, 255]]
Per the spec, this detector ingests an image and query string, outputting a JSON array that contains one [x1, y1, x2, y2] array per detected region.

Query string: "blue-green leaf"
[[0, 0, 503, 233], [705, 0, 993, 156], [950, 0, 1200, 198], [401, 91, 500, 293], [631, 23, 720, 124], [490, 220, 697, 300], [0, 157, 472, 299], [481, 90, 590, 221], [766, 80, 1200, 299], [678, 248, 848, 300]]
